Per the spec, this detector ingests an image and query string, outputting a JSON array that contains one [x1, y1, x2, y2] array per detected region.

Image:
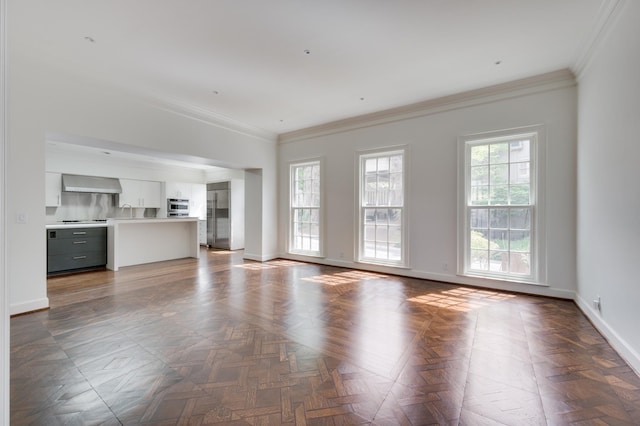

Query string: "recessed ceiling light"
[[360, 97, 365, 101], [212, 90, 220, 95], [103, 151, 111, 155], [495, 60, 502, 65], [84, 36, 96, 43], [304, 49, 311, 55]]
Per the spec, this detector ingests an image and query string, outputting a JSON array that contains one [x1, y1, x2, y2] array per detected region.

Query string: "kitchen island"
[[107, 217, 199, 271]]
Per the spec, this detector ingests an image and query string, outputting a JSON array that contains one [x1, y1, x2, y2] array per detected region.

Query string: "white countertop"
[[47, 217, 199, 229], [107, 217, 199, 224], [46, 222, 108, 229]]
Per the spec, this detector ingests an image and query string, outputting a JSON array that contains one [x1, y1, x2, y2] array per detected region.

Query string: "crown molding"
[[278, 69, 576, 144], [572, 0, 625, 80]]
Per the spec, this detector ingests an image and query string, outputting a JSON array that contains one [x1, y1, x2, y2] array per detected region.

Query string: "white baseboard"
[[574, 294, 640, 375], [278, 254, 575, 300], [243, 252, 278, 262], [10, 298, 49, 316]]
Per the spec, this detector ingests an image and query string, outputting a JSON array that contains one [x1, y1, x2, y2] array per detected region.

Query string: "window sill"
[[288, 251, 324, 259], [357, 259, 409, 269]]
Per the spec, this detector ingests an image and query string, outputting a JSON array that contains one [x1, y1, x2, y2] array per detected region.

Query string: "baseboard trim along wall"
[[280, 254, 575, 300], [243, 252, 278, 262], [10, 298, 49, 316], [575, 294, 640, 375]]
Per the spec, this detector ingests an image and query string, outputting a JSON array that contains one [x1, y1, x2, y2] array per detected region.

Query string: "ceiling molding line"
[[279, 69, 576, 144], [139, 95, 278, 144], [572, 0, 625, 80]]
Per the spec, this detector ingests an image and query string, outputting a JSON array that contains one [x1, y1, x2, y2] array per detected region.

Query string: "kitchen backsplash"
[[46, 193, 158, 222]]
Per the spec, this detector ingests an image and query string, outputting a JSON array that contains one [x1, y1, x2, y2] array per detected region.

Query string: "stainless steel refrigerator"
[[206, 182, 230, 249]]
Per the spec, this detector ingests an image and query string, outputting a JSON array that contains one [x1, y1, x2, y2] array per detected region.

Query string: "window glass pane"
[[470, 249, 489, 270], [471, 166, 489, 185], [490, 164, 508, 185], [490, 251, 507, 272], [470, 230, 489, 249], [509, 253, 530, 275], [364, 225, 375, 241], [470, 145, 489, 166], [510, 140, 530, 162], [388, 226, 401, 244], [510, 208, 530, 230], [389, 243, 401, 261], [364, 241, 376, 258], [365, 158, 377, 173], [510, 230, 530, 252], [490, 143, 509, 164], [489, 229, 507, 250], [389, 209, 402, 226], [378, 157, 389, 172], [470, 209, 488, 229], [470, 185, 489, 205], [390, 155, 403, 172], [376, 226, 388, 243], [375, 209, 388, 225], [390, 172, 402, 189], [510, 184, 530, 205], [364, 209, 376, 224], [490, 185, 509, 205], [489, 208, 508, 229], [510, 162, 530, 184]]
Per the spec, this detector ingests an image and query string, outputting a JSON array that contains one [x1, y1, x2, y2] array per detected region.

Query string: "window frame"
[[458, 125, 546, 284], [357, 147, 408, 268], [289, 158, 324, 257]]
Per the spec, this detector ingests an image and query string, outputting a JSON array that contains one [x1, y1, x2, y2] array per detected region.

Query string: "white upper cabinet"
[[45, 172, 62, 207], [119, 179, 162, 208], [165, 182, 192, 200]]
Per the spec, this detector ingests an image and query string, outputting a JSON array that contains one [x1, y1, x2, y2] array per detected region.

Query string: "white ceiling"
[[13, 0, 608, 137]]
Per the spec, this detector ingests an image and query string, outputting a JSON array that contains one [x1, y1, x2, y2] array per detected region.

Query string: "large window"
[[359, 149, 406, 266], [460, 126, 544, 283], [290, 160, 322, 256]]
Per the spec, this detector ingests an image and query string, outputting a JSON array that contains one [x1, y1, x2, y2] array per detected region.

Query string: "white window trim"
[[288, 157, 325, 258], [457, 125, 546, 285], [356, 146, 409, 268]]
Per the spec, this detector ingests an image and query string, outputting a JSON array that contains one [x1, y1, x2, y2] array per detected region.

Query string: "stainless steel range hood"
[[62, 174, 122, 194]]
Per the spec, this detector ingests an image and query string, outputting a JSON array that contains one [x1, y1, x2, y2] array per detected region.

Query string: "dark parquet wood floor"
[[11, 249, 640, 425]]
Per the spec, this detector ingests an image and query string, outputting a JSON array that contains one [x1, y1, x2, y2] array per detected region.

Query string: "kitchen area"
[[45, 140, 245, 276]]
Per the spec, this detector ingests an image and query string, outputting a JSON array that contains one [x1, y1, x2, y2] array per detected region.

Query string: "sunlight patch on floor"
[[302, 270, 387, 286], [408, 287, 516, 312]]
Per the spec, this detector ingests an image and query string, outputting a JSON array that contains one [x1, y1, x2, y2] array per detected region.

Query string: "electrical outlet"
[[16, 212, 28, 224], [593, 295, 601, 312], [442, 263, 449, 271]]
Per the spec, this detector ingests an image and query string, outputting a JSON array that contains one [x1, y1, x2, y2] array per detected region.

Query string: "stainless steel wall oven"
[[167, 198, 189, 217]]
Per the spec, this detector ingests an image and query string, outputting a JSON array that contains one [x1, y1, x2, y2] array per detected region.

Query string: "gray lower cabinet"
[[47, 227, 107, 274]]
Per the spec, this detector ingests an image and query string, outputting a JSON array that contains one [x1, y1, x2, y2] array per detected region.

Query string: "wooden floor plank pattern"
[[11, 249, 640, 425]]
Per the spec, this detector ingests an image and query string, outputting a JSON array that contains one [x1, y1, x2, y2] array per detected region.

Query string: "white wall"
[[46, 143, 208, 183], [576, 0, 640, 372], [279, 78, 578, 299], [7, 49, 277, 314]]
